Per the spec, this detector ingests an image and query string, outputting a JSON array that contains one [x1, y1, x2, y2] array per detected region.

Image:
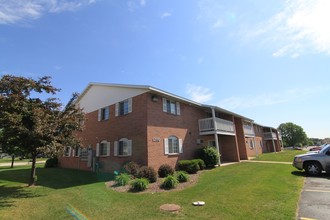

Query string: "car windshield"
[[319, 144, 330, 153]]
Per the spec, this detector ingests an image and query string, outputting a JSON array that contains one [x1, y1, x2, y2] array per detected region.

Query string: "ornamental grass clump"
[[175, 171, 190, 183], [161, 175, 178, 190], [130, 178, 149, 192], [115, 173, 131, 186]]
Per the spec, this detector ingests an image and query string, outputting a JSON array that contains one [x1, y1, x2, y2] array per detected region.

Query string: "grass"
[[0, 157, 47, 164], [0, 162, 304, 220], [253, 149, 307, 162]]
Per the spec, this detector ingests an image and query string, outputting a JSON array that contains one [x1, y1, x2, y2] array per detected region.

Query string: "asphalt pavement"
[[297, 174, 330, 220]]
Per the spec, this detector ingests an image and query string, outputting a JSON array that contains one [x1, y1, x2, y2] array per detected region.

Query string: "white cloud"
[[161, 12, 171, 19], [0, 0, 96, 25], [218, 87, 328, 110], [186, 84, 214, 103], [127, 0, 146, 12], [247, 0, 330, 57]]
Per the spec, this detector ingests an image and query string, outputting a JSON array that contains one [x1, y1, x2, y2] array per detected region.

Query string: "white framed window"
[[249, 140, 254, 149], [114, 138, 132, 156], [164, 136, 183, 155], [96, 141, 110, 157], [115, 98, 132, 116], [162, 98, 180, 115], [98, 106, 110, 121], [64, 146, 72, 157]]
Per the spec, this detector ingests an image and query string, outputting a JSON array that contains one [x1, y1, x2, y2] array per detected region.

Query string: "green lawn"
[[0, 162, 304, 220], [254, 149, 307, 162], [0, 157, 47, 164]]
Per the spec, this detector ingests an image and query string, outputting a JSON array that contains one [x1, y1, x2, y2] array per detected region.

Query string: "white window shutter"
[[115, 103, 119, 116], [106, 142, 110, 156], [72, 149, 75, 157], [127, 140, 132, 156], [162, 98, 167, 112], [114, 141, 118, 156], [176, 102, 181, 115], [98, 109, 101, 121], [77, 148, 81, 157], [105, 106, 110, 120], [96, 143, 100, 157], [68, 147, 72, 157], [164, 138, 169, 155], [128, 98, 132, 113], [179, 139, 183, 153]]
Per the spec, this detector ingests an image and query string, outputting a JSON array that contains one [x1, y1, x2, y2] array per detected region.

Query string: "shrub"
[[193, 159, 206, 170], [130, 178, 149, 192], [138, 166, 157, 183], [177, 160, 200, 174], [123, 161, 140, 178], [115, 173, 131, 186], [175, 171, 189, 183], [158, 164, 175, 178], [197, 146, 220, 167], [161, 175, 178, 190], [44, 157, 58, 168]]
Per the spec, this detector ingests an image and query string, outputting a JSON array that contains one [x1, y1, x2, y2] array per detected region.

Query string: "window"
[[115, 98, 132, 116], [208, 140, 216, 147], [162, 98, 180, 115], [249, 140, 254, 150], [80, 148, 89, 160], [64, 146, 71, 157], [164, 136, 183, 155], [96, 141, 110, 157], [114, 138, 132, 156], [98, 106, 109, 121]]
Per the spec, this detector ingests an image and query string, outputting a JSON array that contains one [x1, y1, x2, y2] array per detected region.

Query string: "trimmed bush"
[[130, 178, 149, 192], [158, 164, 174, 178], [44, 158, 58, 168], [177, 160, 200, 174], [161, 175, 178, 190], [123, 161, 140, 178], [194, 159, 205, 170], [197, 146, 220, 167], [115, 173, 131, 186], [138, 166, 157, 183], [175, 171, 189, 183]]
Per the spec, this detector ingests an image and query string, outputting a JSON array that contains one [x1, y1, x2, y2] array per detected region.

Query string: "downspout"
[[211, 107, 221, 165]]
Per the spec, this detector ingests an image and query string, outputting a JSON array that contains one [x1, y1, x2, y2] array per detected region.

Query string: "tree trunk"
[[11, 155, 15, 168], [29, 155, 37, 186]]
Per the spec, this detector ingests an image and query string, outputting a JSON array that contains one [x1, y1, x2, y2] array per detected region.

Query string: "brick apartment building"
[[58, 83, 283, 173]]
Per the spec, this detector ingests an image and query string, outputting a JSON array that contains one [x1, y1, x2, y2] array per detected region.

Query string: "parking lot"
[[298, 174, 330, 220]]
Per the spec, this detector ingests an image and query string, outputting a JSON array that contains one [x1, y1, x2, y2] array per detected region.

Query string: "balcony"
[[264, 132, 277, 140], [243, 124, 255, 137], [199, 117, 235, 135]]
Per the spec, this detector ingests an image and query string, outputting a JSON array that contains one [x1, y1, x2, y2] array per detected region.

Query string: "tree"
[[0, 75, 84, 186], [278, 122, 308, 147]]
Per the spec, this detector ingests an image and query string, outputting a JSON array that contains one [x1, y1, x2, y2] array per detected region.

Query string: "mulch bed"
[[105, 171, 202, 193]]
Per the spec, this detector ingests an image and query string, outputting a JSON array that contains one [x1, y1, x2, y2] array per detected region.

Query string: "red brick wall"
[[220, 135, 240, 162], [59, 93, 149, 172], [145, 93, 207, 170], [234, 117, 248, 160]]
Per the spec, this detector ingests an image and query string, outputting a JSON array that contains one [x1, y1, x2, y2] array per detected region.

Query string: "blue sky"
[[1, 0, 329, 139]]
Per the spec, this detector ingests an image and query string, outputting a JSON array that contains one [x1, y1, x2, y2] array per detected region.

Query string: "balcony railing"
[[199, 118, 235, 134], [264, 132, 277, 140], [243, 124, 255, 137]]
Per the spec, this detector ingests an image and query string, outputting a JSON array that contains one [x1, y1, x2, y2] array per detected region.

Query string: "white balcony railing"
[[264, 132, 277, 140], [199, 118, 235, 134], [243, 124, 255, 137]]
